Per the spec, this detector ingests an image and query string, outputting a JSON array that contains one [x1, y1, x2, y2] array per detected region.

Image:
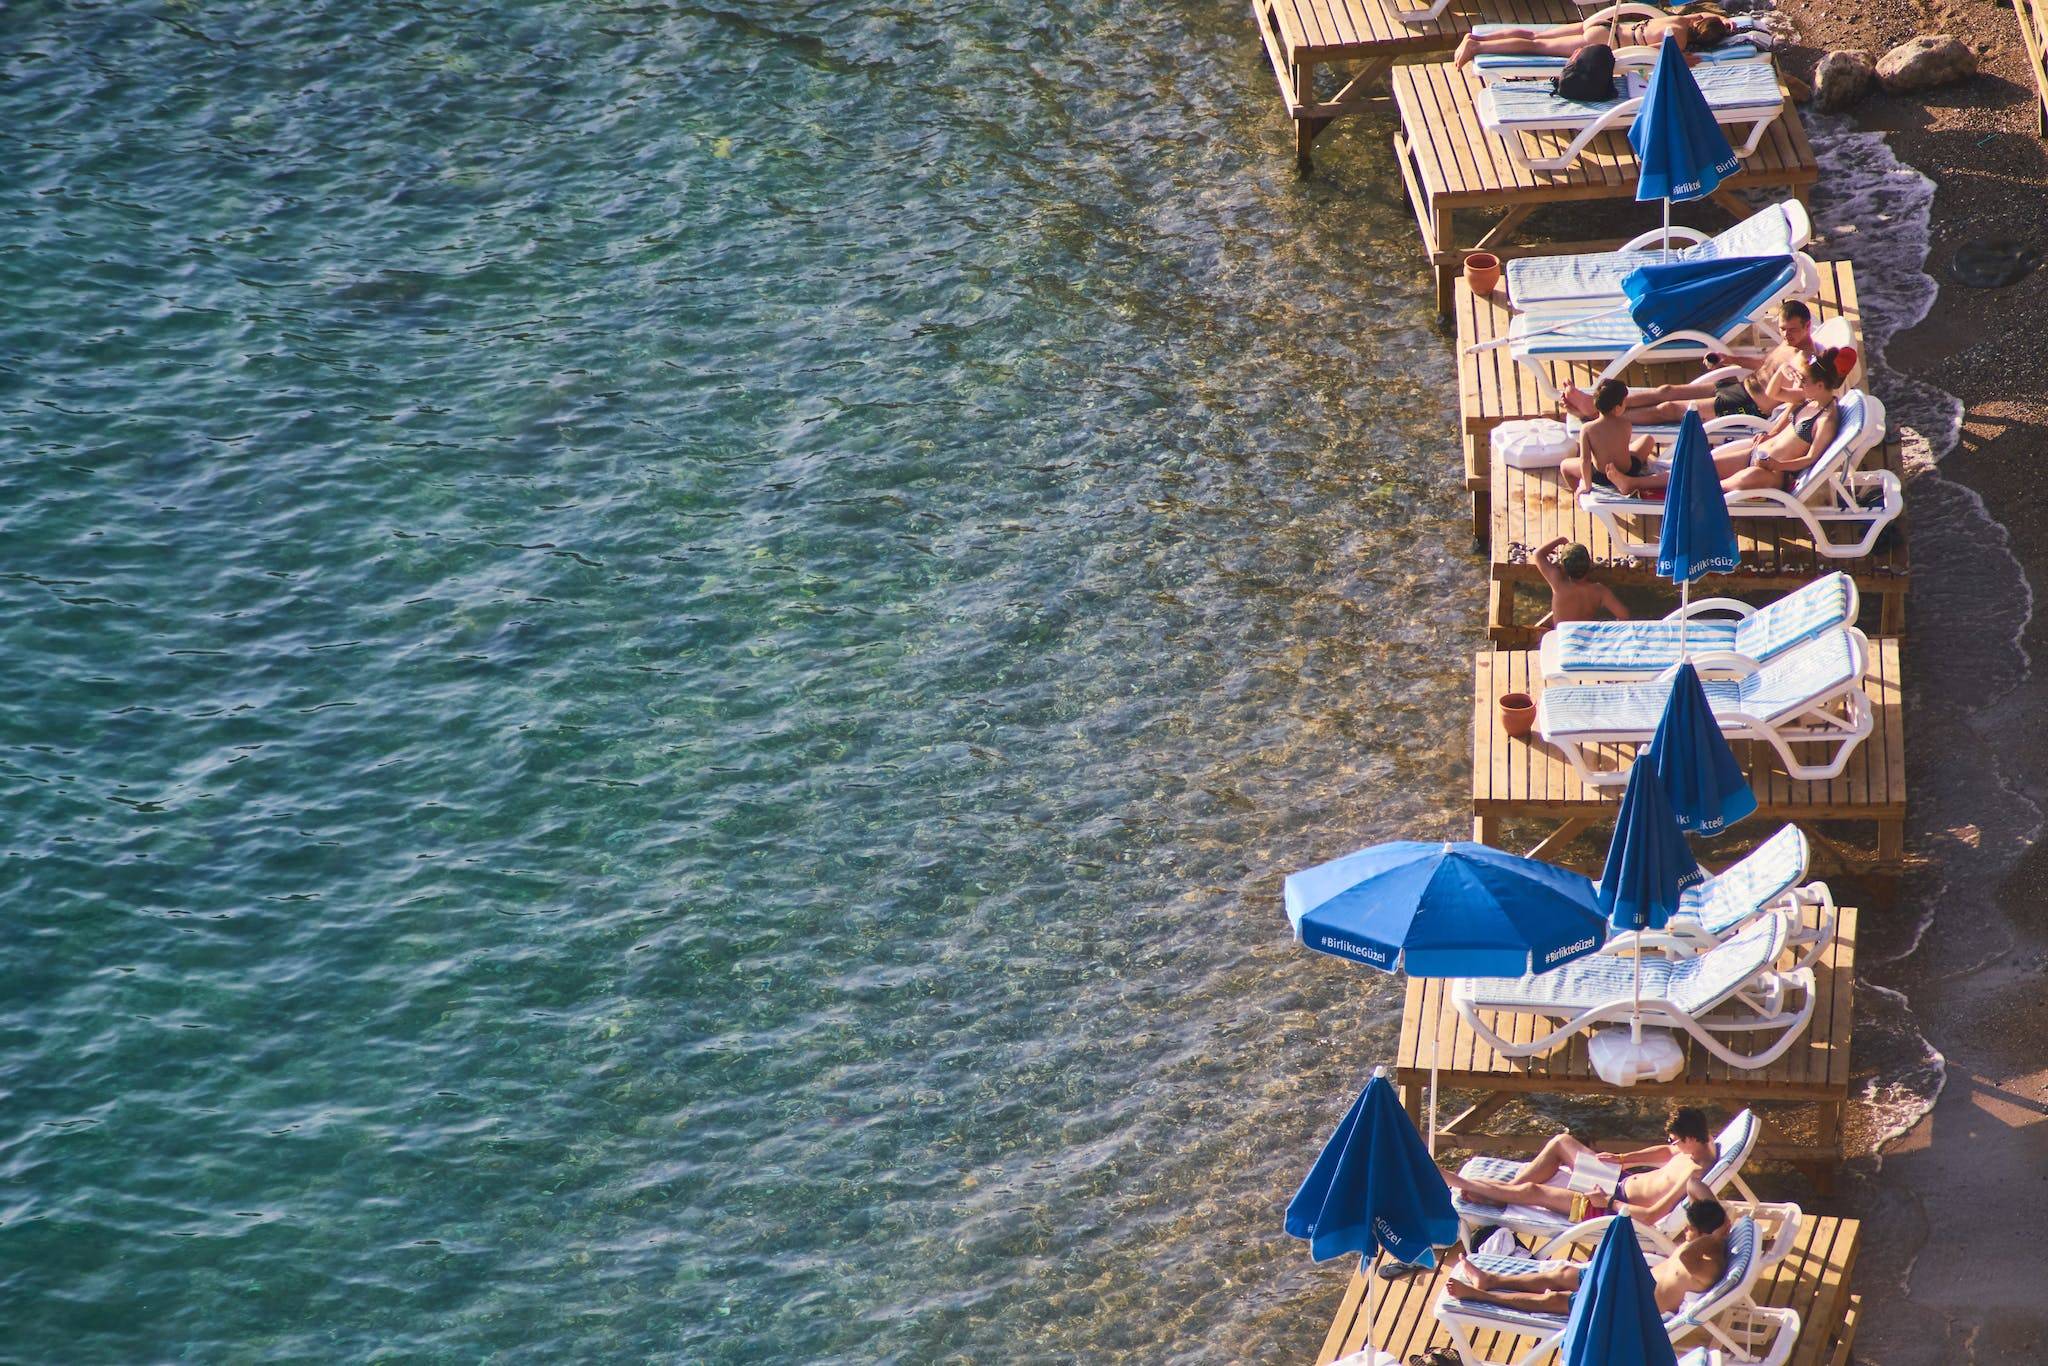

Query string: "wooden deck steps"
[[1471, 642, 1906, 868], [1396, 901, 1857, 1180], [1316, 1214, 1864, 1365], [1255, 0, 1581, 166], [1393, 62, 1819, 311], [1485, 450, 1910, 646]]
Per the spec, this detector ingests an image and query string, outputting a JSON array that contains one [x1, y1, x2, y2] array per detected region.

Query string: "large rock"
[[1813, 50, 1877, 111], [1876, 35, 1977, 93]]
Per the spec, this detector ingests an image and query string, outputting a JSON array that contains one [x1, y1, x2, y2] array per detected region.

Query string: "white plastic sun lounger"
[[1611, 825, 1839, 972], [1434, 1212, 1802, 1366], [1506, 254, 1816, 400], [1451, 914, 1816, 1070], [1505, 202, 1812, 308], [1476, 58, 1786, 172], [1583, 390, 1900, 560], [1540, 573, 1857, 682], [1450, 1108, 1764, 1247], [1536, 626, 1874, 788], [1472, 18, 1773, 83]]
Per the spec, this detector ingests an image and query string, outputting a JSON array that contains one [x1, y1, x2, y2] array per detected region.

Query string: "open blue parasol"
[[1623, 254, 1797, 344]]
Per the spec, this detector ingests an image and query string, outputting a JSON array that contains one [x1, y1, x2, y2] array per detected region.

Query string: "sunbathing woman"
[[1711, 348, 1851, 493], [1452, 8, 1733, 70]]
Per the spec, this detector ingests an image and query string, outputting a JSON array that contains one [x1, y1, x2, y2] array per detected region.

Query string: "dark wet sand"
[[1772, 3, 2048, 1358]]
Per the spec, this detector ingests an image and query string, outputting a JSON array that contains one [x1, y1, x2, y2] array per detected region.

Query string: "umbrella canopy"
[[1648, 663, 1759, 835], [1598, 759, 1703, 933], [1286, 841, 1608, 978], [1622, 253, 1797, 343], [1630, 35, 1739, 205], [1286, 1070, 1458, 1264], [1655, 411, 1740, 584], [1558, 1218, 1681, 1366]]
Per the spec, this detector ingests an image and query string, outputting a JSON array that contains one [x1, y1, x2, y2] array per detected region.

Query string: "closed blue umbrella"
[[1647, 663, 1758, 836], [1286, 841, 1608, 1149], [1595, 761, 1704, 1084], [1654, 408, 1742, 685], [1623, 254, 1797, 343], [1287, 1069, 1459, 1365], [1630, 33, 1740, 253], [1558, 1218, 1681, 1366]]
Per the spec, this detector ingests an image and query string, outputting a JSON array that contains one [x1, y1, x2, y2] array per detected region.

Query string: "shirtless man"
[[1533, 537, 1627, 630], [1442, 1106, 1716, 1225], [1560, 378, 1666, 498], [1442, 1198, 1731, 1316], [1560, 300, 1819, 427]]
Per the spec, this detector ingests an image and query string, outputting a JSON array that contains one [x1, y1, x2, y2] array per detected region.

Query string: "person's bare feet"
[[1453, 35, 1479, 68], [1444, 1279, 1483, 1300], [1560, 384, 1598, 419]]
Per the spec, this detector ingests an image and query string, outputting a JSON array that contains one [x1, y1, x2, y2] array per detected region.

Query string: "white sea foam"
[[1798, 112, 2042, 1155]]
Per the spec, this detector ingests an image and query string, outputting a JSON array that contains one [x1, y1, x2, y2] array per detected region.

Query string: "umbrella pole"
[[1663, 197, 1673, 259], [1679, 579, 1689, 655], [1631, 943, 1644, 1046], [1428, 1019, 1440, 1157]]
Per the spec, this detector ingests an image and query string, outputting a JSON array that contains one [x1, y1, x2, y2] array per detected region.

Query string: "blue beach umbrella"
[[1622, 254, 1798, 344], [1654, 408, 1743, 671], [1597, 762, 1703, 1081], [1288, 841, 1608, 1150], [1647, 663, 1758, 836], [1558, 1218, 1681, 1366], [1287, 1070, 1460, 1366], [1630, 33, 1740, 253]]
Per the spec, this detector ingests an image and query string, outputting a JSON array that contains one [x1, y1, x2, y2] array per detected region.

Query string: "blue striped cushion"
[[1732, 574, 1854, 662], [1549, 620, 1741, 674], [1736, 627, 1858, 722], [1665, 915, 1782, 1014], [1471, 32, 1763, 73], [1674, 1216, 1758, 1326], [1538, 674, 1743, 735], [1462, 913, 1780, 1013], [1485, 59, 1782, 128], [1676, 826, 1805, 937], [1506, 205, 1799, 305]]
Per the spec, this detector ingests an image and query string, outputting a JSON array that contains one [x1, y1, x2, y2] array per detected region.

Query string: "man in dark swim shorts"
[[1559, 300, 1817, 426]]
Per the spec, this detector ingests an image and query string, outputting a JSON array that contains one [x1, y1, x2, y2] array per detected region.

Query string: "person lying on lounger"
[[1441, 1197, 1731, 1316], [1559, 300, 1817, 426], [1711, 347, 1851, 493], [1452, 7, 1733, 70], [1442, 1105, 1715, 1225], [1560, 378, 1668, 498]]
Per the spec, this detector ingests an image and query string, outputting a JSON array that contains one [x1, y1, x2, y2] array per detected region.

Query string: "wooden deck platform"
[[1485, 447, 1910, 645], [1471, 643, 1906, 869], [1396, 902, 1858, 1183], [1254, 0, 1581, 166], [1393, 62, 1819, 311], [1316, 1215, 1863, 1365]]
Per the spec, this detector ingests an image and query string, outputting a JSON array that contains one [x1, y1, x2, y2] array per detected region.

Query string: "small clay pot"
[[1500, 691, 1536, 738], [1464, 251, 1503, 298]]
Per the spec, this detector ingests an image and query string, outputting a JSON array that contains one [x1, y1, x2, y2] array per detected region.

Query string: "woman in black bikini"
[[1451, 7, 1733, 69], [1712, 348, 1851, 494]]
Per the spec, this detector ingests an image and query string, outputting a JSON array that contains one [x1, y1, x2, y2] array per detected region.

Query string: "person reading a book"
[[1440, 1198, 1731, 1316], [1441, 1106, 1717, 1224]]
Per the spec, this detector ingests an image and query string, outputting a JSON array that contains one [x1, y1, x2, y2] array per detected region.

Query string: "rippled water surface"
[[0, 2, 1482, 1360]]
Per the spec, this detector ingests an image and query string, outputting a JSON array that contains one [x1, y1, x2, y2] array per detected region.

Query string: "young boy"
[[1533, 537, 1627, 629], [1560, 378, 1667, 498]]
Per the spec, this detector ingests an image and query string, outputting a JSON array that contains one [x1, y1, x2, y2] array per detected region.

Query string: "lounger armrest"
[[1681, 649, 1759, 679], [1670, 596, 1756, 621], [1533, 1213, 1627, 1257], [1619, 225, 1711, 252]]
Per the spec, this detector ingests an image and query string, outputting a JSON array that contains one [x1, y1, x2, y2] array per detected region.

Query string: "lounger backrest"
[[1732, 573, 1855, 664], [1735, 627, 1862, 723], [1666, 915, 1787, 1015], [1673, 1215, 1761, 1328], [1704, 203, 1800, 263], [1683, 826, 1807, 933], [1787, 389, 1868, 504], [1708, 1109, 1762, 1184]]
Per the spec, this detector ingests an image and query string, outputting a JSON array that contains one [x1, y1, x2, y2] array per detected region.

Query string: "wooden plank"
[[1317, 1216, 1864, 1365], [1469, 646, 1906, 834]]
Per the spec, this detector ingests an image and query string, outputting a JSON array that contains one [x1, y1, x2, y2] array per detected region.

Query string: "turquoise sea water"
[[2, 2, 1481, 1359]]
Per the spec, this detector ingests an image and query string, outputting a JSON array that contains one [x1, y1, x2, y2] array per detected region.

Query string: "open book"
[[1561, 1153, 1622, 1195]]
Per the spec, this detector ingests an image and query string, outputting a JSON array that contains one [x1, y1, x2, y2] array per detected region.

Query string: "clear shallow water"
[[0, 2, 1482, 1360]]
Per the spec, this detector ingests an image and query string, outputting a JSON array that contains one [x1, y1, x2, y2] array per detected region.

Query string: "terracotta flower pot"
[[1464, 252, 1503, 298], [1499, 691, 1536, 738]]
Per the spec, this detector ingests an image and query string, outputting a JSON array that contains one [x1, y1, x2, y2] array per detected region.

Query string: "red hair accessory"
[[1833, 346, 1857, 378]]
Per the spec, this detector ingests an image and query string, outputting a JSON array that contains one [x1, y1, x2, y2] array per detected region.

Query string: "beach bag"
[[1552, 43, 1619, 101], [1493, 418, 1573, 469]]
